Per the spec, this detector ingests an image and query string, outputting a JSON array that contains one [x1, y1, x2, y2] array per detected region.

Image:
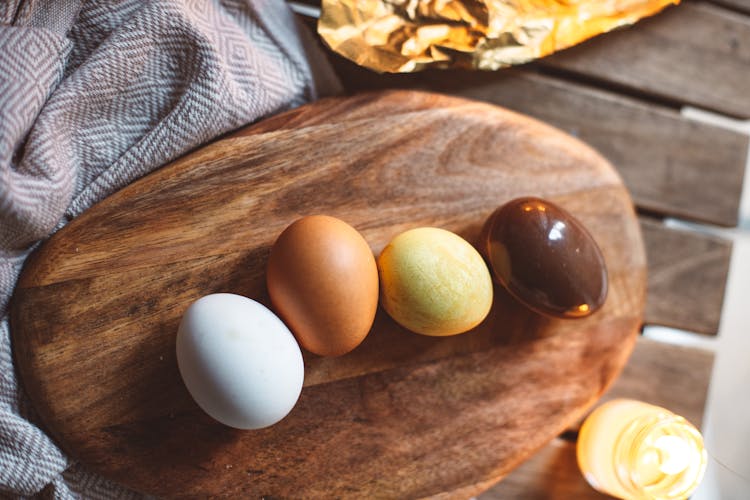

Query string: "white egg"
[[176, 293, 304, 429]]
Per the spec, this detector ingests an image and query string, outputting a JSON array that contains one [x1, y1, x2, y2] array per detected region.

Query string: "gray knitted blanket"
[[0, 0, 339, 497]]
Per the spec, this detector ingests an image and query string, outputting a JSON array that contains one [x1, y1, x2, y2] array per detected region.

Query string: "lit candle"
[[577, 399, 707, 499]]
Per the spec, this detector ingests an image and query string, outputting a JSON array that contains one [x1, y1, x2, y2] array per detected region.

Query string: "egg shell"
[[377, 227, 493, 336], [479, 197, 608, 318], [176, 293, 304, 430], [267, 215, 379, 357]]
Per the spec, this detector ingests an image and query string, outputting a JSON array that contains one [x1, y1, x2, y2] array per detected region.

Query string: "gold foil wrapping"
[[318, 0, 679, 72]]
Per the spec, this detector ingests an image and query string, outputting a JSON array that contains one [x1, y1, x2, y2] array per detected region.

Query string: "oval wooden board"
[[11, 91, 646, 498]]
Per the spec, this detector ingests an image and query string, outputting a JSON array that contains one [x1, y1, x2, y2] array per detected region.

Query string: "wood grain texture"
[[641, 218, 732, 335], [11, 91, 646, 498], [418, 70, 748, 228], [326, 61, 748, 227], [482, 337, 715, 499], [541, 2, 750, 118]]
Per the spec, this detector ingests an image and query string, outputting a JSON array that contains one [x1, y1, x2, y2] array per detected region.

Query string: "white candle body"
[[577, 399, 707, 500]]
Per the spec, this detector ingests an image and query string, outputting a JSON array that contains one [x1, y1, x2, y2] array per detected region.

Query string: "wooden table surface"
[[291, 0, 750, 497]]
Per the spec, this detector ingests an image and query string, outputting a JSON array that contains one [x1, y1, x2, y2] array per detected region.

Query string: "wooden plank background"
[[294, 2, 748, 497], [484, 338, 715, 499], [542, 2, 750, 119], [642, 219, 733, 335]]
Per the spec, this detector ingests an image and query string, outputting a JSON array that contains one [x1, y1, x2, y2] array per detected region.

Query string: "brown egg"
[[267, 215, 379, 356], [479, 197, 608, 319]]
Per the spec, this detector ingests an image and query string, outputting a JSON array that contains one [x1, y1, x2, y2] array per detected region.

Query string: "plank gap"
[[558, 429, 579, 443], [642, 325, 719, 352], [705, 0, 750, 16], [289, 0, 321, 7], [636, 207, 667, 222]]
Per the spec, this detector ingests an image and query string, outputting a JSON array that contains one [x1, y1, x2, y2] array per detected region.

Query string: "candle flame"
[[653, 435, 692, 475]]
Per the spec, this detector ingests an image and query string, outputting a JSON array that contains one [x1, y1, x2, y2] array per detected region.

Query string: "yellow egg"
[[377, 227, 493, 336]]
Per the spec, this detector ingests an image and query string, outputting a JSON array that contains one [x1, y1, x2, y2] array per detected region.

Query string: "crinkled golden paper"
[[318, 0, 679, 72]]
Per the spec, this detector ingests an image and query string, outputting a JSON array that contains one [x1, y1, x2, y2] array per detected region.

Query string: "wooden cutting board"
[[11, 91, 646, 498]]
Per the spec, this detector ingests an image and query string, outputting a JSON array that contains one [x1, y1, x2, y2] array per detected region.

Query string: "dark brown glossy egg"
[[479, 197, 608, 319]]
